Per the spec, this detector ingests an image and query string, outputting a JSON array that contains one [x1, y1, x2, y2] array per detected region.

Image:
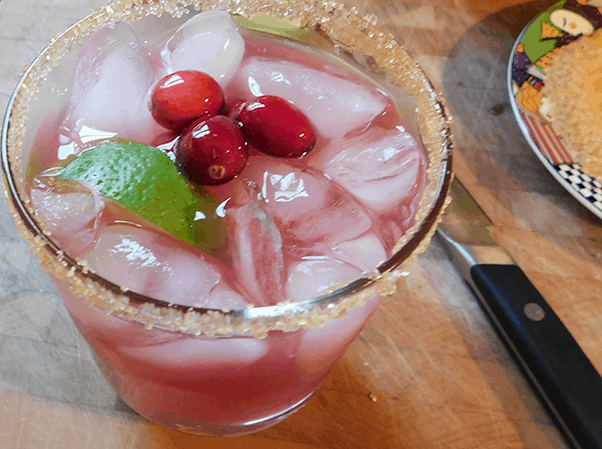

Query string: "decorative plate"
[[507, 0, 602, 218]]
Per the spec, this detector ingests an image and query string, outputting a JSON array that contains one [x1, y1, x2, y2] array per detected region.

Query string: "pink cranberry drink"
[[3, 0, 452, 437]]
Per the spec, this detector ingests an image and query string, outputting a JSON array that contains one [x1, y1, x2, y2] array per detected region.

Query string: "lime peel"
[[57, 141, 220, 249], [234, 14, 312, 42]]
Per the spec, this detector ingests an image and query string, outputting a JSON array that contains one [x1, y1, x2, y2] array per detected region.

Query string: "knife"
[[436, 178, 602, 449]]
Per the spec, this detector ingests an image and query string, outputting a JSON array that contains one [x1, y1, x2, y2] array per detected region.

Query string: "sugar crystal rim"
[[1, 0, 453, 336]]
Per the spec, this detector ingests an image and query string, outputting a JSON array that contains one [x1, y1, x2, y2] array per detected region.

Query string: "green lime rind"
[[234, 14, 312, 42], [57, 141, 220, 250]]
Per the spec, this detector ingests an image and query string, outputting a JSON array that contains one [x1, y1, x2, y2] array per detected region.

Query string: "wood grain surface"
[[2, 0, 601, 448]]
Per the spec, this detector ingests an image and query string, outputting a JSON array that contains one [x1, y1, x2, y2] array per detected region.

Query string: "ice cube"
[[207, 285, 249, 311], [118, 335, 269, 374], [286, 258, 362, 302], [159, 10, 245, 87], [55, 220, 248, 354], [295, 293, 382, 376], [309, 126, 426, 213], [241, 156, 374, 254], [80, 224, 246, 310], [225, 180, 286, 307], [332, 233, 388, 272], [148, 243, 248, 310], [286, 256, 383, 378], [57, 280, 181, 349], [61, 22, 166, 155], [226, 57, 388, 139], [30, 178, 104, 254]]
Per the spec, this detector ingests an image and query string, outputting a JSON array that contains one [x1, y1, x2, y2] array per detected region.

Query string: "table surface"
[[2, 0, 602, 447]]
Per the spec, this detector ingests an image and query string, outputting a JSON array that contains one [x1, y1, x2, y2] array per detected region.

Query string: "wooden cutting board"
[[2, 0, 601, 448]]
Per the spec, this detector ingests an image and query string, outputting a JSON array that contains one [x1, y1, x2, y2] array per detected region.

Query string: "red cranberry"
[[232, 95, 316, 158], [175, 115, 248, 186], [150, 70, 225, 133]]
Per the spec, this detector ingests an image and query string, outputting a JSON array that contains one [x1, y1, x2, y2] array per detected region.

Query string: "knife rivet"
[[524, 303, 545, 321]]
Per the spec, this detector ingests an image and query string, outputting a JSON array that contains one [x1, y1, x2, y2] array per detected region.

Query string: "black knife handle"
[[470, 264, 602, 449]]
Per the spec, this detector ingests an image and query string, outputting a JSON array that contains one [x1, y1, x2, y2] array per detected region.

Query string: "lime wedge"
[[58, 140, 222, 250], [234, 14, 312, 42]]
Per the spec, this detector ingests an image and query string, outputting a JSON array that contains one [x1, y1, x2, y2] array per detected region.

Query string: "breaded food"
[[542, 28, 602, 177]]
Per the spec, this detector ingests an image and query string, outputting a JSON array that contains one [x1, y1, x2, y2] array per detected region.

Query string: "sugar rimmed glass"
[[2, 0, 452, 437]]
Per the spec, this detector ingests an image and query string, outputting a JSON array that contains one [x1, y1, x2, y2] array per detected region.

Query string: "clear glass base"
[[169, 391, 316, 437], [91, 350, 317, 437]]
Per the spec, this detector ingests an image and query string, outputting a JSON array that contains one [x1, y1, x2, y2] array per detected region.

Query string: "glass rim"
[[1, 0, 453, 336]]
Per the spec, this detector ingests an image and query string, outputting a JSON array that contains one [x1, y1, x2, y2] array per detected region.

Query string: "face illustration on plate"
[[550, 9, 595, 36]]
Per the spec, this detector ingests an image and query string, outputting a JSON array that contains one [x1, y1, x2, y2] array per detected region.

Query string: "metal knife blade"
[[436, 178, 602, 449]]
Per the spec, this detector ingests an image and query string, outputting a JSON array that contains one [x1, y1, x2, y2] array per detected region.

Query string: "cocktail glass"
[[1, 0, 452, 437]]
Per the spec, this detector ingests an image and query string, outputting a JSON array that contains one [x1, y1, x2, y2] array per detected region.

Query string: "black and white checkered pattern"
[[555, 164, 602, 212]]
